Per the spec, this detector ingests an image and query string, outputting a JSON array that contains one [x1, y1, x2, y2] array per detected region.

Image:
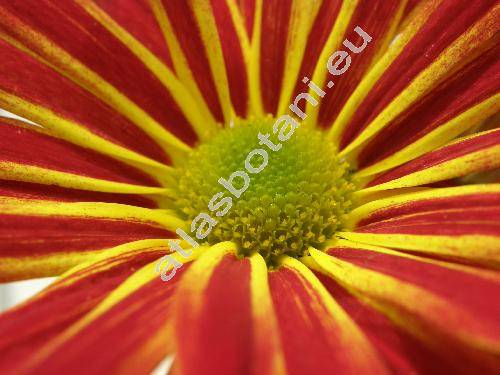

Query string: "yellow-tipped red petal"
[[0, 194, 182, 281], [1, 246, 202, 374], [0, 118, 169, 195], [174, 242, 285, 375], [334, 1, 499, 165], [360, 129, 500, 190], [344, 184, 500, 266], [0, 1, 196, 161], [308, 246, 500, 371], [270, 256, 388, 374], [0, 239, 176, 373]]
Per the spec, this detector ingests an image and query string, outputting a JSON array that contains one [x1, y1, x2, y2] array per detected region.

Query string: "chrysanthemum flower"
[[0, 0, 499, 373]]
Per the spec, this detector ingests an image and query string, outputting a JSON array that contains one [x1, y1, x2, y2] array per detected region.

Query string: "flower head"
[[0, 0, 499, 374]]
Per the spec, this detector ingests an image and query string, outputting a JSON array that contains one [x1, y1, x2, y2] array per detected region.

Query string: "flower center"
[[173, 118, 355, 265]]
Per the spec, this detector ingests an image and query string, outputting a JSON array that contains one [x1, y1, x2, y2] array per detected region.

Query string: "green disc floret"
[[173, 117, 355, 265]]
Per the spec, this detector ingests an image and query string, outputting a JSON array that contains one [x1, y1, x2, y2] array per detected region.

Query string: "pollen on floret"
[[173, 117, 356, 265]]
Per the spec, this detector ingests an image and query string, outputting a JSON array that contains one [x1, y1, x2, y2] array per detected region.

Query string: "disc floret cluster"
[[174, 119, 355, 264]]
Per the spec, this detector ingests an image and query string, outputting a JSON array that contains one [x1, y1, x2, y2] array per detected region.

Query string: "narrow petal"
[[311, 0, 407, 128], [0, 239, 172, 373], [0, 38, 173, 173], [75, 0, 218, 140], [0, 119, 169, 194], [269, 256, 388, 374], [190, 0, 248, 120], [356, 50, 499, 175], [308, 247, 500, 371], [0, 1, 195, 160], [343, 184, 500, 266], [6, 249, 201, 374], [316, 273, 457, 373], [0, 196, 181, 280], [257, 0, 292, 115], [149, 0, 220, 126], [333, 1, 498, 159], [1, 180, 159, 209], [275, 0, 323, 115], [153, 0, 234, 122], [89, 0, 173, 66], [362, 129, 500, 190], [174, 242, 284, 374]]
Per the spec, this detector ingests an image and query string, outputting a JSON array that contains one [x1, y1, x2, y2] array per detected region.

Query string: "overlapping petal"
[[174, 242, 285, 375], [0, 194, 182, 280], [343, 184, 500, 266], [0, 240, 171, 373], [332, 0, 499, 169], [307, 244, 500, 371], [0, 0, 201, 162], [0, 245, 200, 374], [0, 118, 169, 194], [269, 256, 388, 374]]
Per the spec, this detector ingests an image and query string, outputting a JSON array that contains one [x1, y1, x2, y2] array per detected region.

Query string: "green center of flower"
[[173, 118, 355, 265]]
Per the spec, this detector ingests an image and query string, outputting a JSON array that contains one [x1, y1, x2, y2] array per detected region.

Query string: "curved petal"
[[0, 118, 169, 194], [0, 38, 173, 173], [307, 246, 500, 372], [343, 184, 500, 266], [270, 256, 388, 374], [0, 1, 197, 160], [89, 0, 173, 66], [174, 242, 285, 375], [311, 0, 407, 127], [153, 0, 250, 122], [316, 273, 455, 373], [333, 1, 499, 159], [355, 52, 499, 176], [362, 128, 500, 190], [2, 249, 200, 374], [0, 239, 172, 373], [0, 195, 181, 280]]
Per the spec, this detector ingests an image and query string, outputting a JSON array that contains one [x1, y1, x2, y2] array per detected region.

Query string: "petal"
[[362, 128, 500, 190], [0, 195, 182, 280], [1, 180, 159, 209], [316, 272, 454, 373], [356, 49, 500, 175], [153, 0, 250, 121], [89, 0, 173, 66], [269, 256, 388, 374], [0, 1, 198, 159], [0, 118, 170, 194], [174, 242, 285, 375], [308, 246, 500, 371], [343, 184, 500, 266], [311, 0, 407, 127], [4, 249, 200, 374], [0, 38, 173, 172], [76, 0, 216, 140], [254, 0, 406, 118], [333, 1, 499, 159], [0, 239, 172, 373]]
